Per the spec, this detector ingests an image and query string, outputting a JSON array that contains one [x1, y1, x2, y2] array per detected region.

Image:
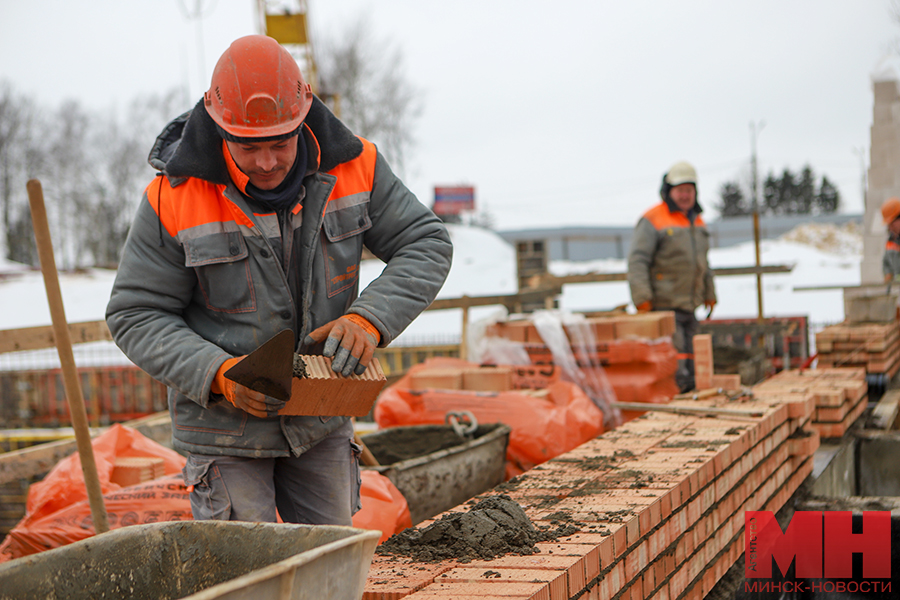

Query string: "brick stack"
[[692, 334, 713, 390], [814, 321, 900, 379], [485, 314, 679, 416], [407, 364, 558, 393], [109, 456, 166, 488], [752, 367, 868, 439], [362, 385, 817, 600]]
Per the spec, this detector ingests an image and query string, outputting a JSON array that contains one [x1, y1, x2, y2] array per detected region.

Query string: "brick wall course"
[[365, 377, 826, 599]]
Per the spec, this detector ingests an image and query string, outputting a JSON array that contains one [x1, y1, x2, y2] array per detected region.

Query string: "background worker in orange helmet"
[[627, 161, 717, 393], [881, 197, 900, 284], [106, 35, 452, 525]]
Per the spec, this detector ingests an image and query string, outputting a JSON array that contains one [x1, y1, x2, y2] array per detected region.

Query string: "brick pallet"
[[753, 367, 868, 439], [363, 386, 817, 600], [815, 321, 900, 378], [485, 314, 679, 416]]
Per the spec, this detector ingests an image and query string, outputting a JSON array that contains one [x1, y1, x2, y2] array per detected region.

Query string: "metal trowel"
[[223, 329, 294, 401]]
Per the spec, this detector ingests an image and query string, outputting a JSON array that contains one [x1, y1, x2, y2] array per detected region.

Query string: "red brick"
[[710, 373, 741, 390], [435, 568, 566, 600], [281, 355, 386, 416], [403, 580, 551, 598]]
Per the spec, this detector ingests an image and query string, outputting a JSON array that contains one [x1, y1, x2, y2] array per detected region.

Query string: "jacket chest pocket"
[[322, 198, 372, 298], [184, 232, 257, 313]]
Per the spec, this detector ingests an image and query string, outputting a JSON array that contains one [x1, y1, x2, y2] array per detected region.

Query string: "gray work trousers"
[[671, 309, 699, 394], [182, 419, 362, 526]]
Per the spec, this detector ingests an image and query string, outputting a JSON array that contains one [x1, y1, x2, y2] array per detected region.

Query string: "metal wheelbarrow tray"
[[0, 521, 380, 600], [361, 423, 511, 525]]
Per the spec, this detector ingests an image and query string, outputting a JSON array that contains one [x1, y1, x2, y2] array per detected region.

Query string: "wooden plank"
[[0, 320, 112, 354], [870, 390, 900, 430]]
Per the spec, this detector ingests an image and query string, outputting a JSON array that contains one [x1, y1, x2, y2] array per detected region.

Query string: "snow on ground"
[[0, 221, 866, 369]]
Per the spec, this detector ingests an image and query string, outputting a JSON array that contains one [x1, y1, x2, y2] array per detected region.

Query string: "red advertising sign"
[[433, 186, 475, 215]]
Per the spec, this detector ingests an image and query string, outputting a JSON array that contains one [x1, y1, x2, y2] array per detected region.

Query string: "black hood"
[[148, 95, 364, 184]]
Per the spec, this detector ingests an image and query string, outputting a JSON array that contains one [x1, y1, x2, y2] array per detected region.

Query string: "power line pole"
[[750, 120, 765, 325], [852, 146, 867, 212]]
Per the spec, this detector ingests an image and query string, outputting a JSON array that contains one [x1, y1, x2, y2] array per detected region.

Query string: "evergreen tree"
[[795, 165, 816, 214], [816, 176, 840, 213], [716, 181, 748, 216], [762, 172, 781, 214]]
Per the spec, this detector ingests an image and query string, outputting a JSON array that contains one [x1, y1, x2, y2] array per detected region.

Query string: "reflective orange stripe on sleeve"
[[886, 240, 900, 252]]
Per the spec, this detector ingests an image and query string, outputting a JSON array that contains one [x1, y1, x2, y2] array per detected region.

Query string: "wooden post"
[[460, 296, 470, 361], [27, 179, 109, 534]]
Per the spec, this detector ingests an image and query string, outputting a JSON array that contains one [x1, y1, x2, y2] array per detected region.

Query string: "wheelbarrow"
[[0, 521, 379, 600], [361, 420, 511, 525]]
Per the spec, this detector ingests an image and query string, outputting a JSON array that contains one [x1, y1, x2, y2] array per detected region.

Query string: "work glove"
[[886, 274, 894, 284], [211, 356, 286, 418], [704, 300, 716, 319], [304, 314, 380, 377], [636, 301, 653, 313]]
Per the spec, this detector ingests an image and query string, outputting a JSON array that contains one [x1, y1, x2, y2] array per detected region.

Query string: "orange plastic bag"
[[0, 424, 188, 562], [374, 358, 605, 479], [22, 423, 185, 523], [0, 476, 192, 562], [352, 470, 412, 543]]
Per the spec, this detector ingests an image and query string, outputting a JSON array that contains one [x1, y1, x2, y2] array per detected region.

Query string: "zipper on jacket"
[[223, 186, 297, 325], [299, 172, 337, 343], [689, 216, 698, 309]]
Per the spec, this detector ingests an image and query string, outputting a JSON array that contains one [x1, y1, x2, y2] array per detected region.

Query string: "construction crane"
[[256, 0, 340, 114]]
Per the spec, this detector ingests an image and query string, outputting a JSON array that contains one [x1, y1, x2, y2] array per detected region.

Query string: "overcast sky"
[[1, 1, 896, 230]]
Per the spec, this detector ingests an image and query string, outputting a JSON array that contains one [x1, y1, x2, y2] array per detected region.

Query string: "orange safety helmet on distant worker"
[[882, 197, 900, 224], [204, 35, 313, 139]]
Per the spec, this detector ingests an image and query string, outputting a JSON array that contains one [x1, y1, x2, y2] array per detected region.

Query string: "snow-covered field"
[[0, 222, 866, 369]]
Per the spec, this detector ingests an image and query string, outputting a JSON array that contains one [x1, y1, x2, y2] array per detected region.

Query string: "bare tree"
[[316, 18, 422, 176], [0, 81, 39, 264], [86, 90, 189, 267], [0, 82, 189, 268]]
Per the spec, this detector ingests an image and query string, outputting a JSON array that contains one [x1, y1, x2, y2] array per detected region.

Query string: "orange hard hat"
[[882, 197, 900, 224], [204, 35, 313, 139]]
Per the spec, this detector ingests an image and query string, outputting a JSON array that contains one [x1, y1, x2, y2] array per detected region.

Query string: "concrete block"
[[844, 292, 899, 324]]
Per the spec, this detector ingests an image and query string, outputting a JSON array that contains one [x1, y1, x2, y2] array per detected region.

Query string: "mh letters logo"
[[745, 511, 891, 579]]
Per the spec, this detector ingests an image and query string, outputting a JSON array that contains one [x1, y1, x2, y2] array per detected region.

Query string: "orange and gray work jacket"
[[627, 200, 716, 314], [884, 233, 900, 279], [106, 97, 452, 458]]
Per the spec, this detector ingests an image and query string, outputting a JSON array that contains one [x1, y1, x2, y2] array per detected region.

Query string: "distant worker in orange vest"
[[107, 35, 452, 526], [881, 197, 900, 283], [627, 161, 716, 393]]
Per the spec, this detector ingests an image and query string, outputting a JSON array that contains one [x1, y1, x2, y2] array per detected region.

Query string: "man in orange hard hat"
[[627, 161, 716, 393], [882, 197, 900, 283], [107, 36, 452, 525]]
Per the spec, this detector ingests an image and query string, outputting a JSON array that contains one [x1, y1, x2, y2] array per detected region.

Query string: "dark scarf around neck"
[[244, 134, 308, 213]]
